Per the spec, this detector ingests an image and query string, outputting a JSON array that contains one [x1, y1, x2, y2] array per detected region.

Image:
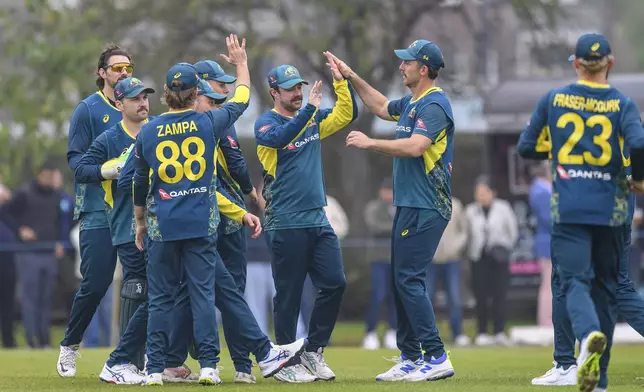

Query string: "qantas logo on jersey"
[[396, 126, 413, 133], [416, 118, 426, 130], [556, 165, 611, 181], [287, 133, 320, 150], [227, 136, 238, 148], [258, 125, 270, 133], [159, 187, 208, 200]]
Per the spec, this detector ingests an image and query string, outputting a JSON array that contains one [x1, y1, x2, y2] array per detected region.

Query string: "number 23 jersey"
[[518, 80, 644, 226]]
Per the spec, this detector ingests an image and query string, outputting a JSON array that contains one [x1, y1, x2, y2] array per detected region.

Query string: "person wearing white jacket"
[[466, 176, 518, 346]]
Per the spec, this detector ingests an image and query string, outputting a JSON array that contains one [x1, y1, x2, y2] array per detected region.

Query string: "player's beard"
[[108, 75, 128, 89]]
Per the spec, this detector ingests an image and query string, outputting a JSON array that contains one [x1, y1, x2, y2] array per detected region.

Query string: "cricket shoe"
[[99, 363, 145, 385], [531, 361, 577, 386], [258, 338, 307, 378], [402, 351, 455, 381], [274, 364, 317, 383], [57, 345, 80, 378], [198, 367, 223, 385], [375, 354, 422, 381], [301, 347, 336, 380], [163, 364, 199, 383], [577, 331, 607, 392], [144, 373, 163, 386], [233, 372, 256, 383]]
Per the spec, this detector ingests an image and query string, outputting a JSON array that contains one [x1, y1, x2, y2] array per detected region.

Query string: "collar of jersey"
[[576, 80, 610, 89], [160, 108, 194, 115], [120, 119, 148, 140], [410, 86, 442, 104], [271, 108, 295, 119], [97, 90, 120, 111]]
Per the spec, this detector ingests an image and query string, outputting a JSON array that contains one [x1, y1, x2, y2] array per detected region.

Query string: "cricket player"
[[74, 77, 162, 384], [329, 40, 455, 382], [58, 43, 133, 377], [132, 36, 304, 386], [254, 58, 357, 382], [162, 80, 292, 384], [517, 33, 644, 392]]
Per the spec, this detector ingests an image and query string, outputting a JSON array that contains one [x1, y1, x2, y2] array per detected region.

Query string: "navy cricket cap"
[[568, 33, 612, 62], [197, 79, 227, 102], [394, 39, 445, 69], [267, 65, 309, 89], [194, 60, 237, 83], [114, 77, 155, 101], [166, 62, 200, 91]]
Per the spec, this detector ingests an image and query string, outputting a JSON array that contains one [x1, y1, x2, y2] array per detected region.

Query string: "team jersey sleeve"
[[216, 191, 247, 223], [132, 137, 150, 207], [620, 98, 644, 150], [67, 102, 93, 171], [387, 96, 408, 121], [74, 132, 109, 184], [117, 145, 137, 195], [218, 125, 253, 194], [517, 92, 552, 160], [413, 103, 452, 143], [317, 79, 358, 140], [207, 85, 251, 135], [254, 105, 317, 149]]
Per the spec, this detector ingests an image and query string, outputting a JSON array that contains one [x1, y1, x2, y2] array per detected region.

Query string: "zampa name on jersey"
[[159, 186, 208, 200], [287, 133, 320, 150], [557, 165, 611, 181]]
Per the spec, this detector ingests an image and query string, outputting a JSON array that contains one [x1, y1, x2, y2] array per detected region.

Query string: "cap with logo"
[[197, 79, 227, 102], [267, 65, 309, 89], [568, 33, 611, 62], [114, 77, 155, 101], [194, 60, 237, 83], [166, 62, 200, 91], [394, 39, 445, 69]]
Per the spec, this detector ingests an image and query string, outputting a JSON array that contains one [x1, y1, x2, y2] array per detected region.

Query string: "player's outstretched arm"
[[254, 82, 322, 149], [218, 125, 253, 195], [216, 191, 262, 238], [67, 102, 93, 171], [316, 53, 359, 139], [325, 51, 392, 121]]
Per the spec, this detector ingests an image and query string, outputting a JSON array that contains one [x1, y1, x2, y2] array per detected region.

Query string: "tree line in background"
[[4, 0, 635, 232]]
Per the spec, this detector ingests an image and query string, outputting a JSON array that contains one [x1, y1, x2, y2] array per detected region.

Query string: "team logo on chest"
[[408, 107, 416, 118], [103, 114, 110, 123]]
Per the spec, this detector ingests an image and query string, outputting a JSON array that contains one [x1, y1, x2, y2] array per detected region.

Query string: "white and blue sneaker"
[[375, 355, 422, 381], [99, 362, 145, 385], [257, 338, 307, 378], [402, 352, 455, 382]]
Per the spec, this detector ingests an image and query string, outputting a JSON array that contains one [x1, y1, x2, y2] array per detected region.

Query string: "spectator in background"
[[0, 183, 17, 348], [429, 197, 469, 346], [53, 169, 77, 313], [529, 161, 553, 327], [466, 175, 518, 346], [361, 178, 397, 350], [2, 159, 65, 349]]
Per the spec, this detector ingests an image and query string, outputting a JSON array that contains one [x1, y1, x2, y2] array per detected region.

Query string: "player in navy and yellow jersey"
[[253, 57, 357, 382], [58, 44, 134, 378], [327, 40, 455, 382], [133, 36, 305, 386], [75, 77, 155, 384], [517, 33, 644, 392]]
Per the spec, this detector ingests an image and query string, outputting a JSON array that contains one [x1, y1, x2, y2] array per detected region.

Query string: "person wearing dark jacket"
[[2, 160, 64, 348], [0, 183, 17, 348]]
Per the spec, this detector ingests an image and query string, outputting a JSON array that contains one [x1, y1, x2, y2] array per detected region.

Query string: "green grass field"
[[3, 323, 644, 391]]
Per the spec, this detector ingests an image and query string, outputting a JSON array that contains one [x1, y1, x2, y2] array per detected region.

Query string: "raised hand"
[[346, 130, 373, 150], [323, 51, 344, 81], [324, 51, 353, 79], [220, 34, 247, 66], [308, 81, 323, 108]]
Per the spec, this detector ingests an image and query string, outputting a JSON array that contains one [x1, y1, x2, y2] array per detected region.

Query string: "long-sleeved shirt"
[[132, 85, 251, 242], [67, 91, 122, 228], [517, 80, 644, 227], [254, 79, 357, 231], [466, 199, 519, 261], [75, 120, 144, 245]]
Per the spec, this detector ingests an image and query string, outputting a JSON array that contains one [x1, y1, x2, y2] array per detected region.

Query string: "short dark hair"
[[95, 43, 132, 90], [162, 82, 197, 110], [416, 62, 439, 80], [475, 174, 496, 192], [39, 157, 59, 173]]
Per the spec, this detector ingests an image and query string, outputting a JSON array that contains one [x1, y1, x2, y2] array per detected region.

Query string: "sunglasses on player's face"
[[104, 63, 134, 74]]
